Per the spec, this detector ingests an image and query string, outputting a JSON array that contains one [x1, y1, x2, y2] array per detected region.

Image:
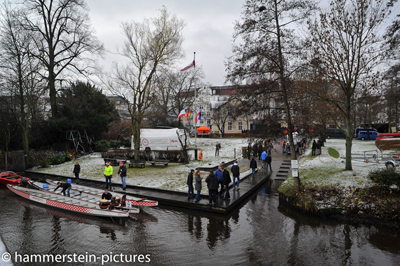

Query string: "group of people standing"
[[247, 140, 274, 161], [247, 140, 273, 175], [311, 139, 323, 156], [187, 160, 241, 206], [103, 161, 128, 191]]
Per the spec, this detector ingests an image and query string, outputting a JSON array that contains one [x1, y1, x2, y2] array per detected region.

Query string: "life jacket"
[[104, 165, 113, 176]]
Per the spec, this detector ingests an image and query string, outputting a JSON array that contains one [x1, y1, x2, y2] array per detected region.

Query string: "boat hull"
[[7, 185, 129, 218], [46, 179, 158, 207], [29, 181, 140, 214], [375, 133, 400, 151], [0, 171, 30, 185]]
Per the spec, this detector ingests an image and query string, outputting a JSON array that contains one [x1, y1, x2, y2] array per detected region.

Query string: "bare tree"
[[108, 7, 185, 160], [212, 104, 230, 137], [150, 66, 204, 127], [383, 65, 400, 131], [307, 0, 392, 170], [211, 99, 243, 137], [0, 3, 44, 165], [226, 0, 317, 190], [20, 0, 104, 117]]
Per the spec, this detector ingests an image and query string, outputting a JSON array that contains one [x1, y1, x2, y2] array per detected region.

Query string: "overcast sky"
[[85, 0, 245, 86]]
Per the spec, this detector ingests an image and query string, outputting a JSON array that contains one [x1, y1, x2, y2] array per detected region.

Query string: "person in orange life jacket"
[[282, 140, 286, 153]]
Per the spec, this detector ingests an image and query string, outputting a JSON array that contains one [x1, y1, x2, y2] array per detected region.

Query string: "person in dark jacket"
[[101, 189, 112, 201], [205, 171, 219, 205], [187, 169, 195, 199], [257, 145, 262, 160], [250, 156, 258, 177], [266, 154, 272, 172], [231, 161, 240, 190], [214, 166, 224, 196], [53, 182, 71, 197], [194, 170, 202, 202], [316, 139, 322, 155], [312, 140, 317, 156], [73, 161, 80, 184], [222, 168, 231, 199], [117, 162, 127, 190], [247, 144, 252, 160]]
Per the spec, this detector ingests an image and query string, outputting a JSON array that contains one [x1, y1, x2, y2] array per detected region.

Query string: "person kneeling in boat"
[[102, 189, 112, 202], [52, 182, 71, 197]]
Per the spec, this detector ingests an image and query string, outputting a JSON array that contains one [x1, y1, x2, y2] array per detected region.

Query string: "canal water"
[[0, 180, 399, 266]]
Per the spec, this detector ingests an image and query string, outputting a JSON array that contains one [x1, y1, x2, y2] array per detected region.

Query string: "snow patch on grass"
[[34, 138, 250, 192]]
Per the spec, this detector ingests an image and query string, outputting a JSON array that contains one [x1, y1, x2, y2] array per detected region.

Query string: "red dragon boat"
[[0, 171, 30, 185], [375, 133, 400, 151]]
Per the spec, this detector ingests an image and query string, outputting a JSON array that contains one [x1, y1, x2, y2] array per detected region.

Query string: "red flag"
[[180, 60, 195, 71]]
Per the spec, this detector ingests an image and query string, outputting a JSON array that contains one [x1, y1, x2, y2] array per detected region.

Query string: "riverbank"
[[279, 139, 400, 227]]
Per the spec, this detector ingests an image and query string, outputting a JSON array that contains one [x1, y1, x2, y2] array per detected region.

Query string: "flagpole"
[[195, 108, 197, 149]]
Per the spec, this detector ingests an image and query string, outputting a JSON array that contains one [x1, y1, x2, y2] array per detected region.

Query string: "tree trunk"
[[274, 0, 300, 190], [133, 121, 140, 160], [345, 98, 353, 170], [177, 130, 189, 163]]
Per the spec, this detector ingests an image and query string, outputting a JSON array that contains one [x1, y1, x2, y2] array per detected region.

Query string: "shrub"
[[123, 137, 131, 147], [39, 158, 50, 168], [49, 152, 68, 165], [95, 139, 110, 151], [110, 140, 122, 149], [368, 168, 400, 187]]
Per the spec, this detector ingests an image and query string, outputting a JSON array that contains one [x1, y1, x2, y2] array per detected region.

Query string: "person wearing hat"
[[117, 162, 127, 190], [187, 169, 195, 199], [52, 182, 72, 197], [104, 162, 113, 190]]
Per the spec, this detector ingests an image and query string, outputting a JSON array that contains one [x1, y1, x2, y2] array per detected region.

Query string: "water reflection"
[[206, 216, 231, 249], [99, 226, 117, 241], [1, 180, 400, 265], [50, 216, 64, 254]]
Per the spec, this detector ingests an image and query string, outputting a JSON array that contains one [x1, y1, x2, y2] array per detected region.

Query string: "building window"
[[227, 107, 232, 115], [228, 121, 233, 131], [207, 119, 211, 125], [238, 121, 243, 131]]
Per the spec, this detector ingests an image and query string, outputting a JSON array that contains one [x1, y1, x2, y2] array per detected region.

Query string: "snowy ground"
[[295, 138, 389, 189], [35, 138, 251, 192], [35, 137, 387, 192]]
